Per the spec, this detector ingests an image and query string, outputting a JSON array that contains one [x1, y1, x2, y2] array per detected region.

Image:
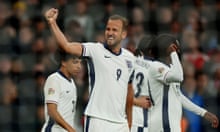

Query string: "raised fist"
[[44, 8, 58, 23], [167, 43, 179, 54]]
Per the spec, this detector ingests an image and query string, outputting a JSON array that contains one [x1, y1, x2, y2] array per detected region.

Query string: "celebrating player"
[[145, 34, 219, 132], [44, 8, 134, 132]]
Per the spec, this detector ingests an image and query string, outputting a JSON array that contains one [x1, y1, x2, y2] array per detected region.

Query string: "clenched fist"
[[167, 43, 180, 55], [44, 8, 58, 24]]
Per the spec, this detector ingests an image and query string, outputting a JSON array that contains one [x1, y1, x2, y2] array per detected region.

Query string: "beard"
[[106, 37, 121, 48]]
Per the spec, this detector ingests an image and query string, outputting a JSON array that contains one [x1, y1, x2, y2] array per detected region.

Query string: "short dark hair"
[[152, 34, 179, 58], [108, 15, 128, 31], [56, 49, 78, 63], [135, 34, 156, 57]]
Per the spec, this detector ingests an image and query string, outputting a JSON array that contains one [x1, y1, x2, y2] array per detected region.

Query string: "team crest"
[[48, 88, 55, 95], [125, 60, 132, 69]]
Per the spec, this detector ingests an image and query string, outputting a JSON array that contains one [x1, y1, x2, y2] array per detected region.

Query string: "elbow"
[[166, 73, 183, 82]]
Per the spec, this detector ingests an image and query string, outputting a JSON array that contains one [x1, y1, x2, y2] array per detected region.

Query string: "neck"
[[105, 43, 122, 55], [111, 47, 121, 54], [59, 68, 71, 80]]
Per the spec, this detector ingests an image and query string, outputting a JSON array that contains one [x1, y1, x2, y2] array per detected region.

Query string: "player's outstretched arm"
[[178, 89, 219, 128], [203, 111, 219, 128], [44, 8, 82, 57], [178, 89, 207, 116]]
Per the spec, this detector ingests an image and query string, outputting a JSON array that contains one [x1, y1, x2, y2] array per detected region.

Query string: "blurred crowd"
[[0, 0, 220, 132]]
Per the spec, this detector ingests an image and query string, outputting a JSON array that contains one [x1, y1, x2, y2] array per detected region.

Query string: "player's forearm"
[[179, 90, 207, 116], [48, 104, 75, 131], [166, 52, 183, 82], [49, 110, 75, 131], [126, 84, 134, 129]]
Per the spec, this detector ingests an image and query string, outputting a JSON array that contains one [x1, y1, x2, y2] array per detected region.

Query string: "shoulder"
[[150, 60, 167, 68], [82, 42, 103, 47], [122, 48, 134, 56], [148, 60, 168, 74], [121, 48, 135, 62], [82, 42, 105, 51], [134, 57, 151, 70], [46, 72, 59, 82]]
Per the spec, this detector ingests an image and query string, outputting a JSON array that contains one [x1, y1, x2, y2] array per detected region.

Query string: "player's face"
[[65, 58, 82, 77], [105, 19, 127, 47]]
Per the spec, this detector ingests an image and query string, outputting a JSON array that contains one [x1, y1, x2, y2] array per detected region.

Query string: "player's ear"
[[122, 31, 127, 39], [61, 60, 66, 67]]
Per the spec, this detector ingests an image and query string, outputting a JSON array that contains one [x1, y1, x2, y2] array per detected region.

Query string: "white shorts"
[[84, 116, 129, 132], [131, 125, 148, 132]]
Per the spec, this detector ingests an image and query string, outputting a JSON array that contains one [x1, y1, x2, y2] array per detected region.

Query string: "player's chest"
[[59, 83, 76, 99], [98, 54, 132, 71]]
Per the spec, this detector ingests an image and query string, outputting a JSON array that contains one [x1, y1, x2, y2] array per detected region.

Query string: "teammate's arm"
[[126, 83, 134, 129], [178, 89, 219, 128], [203, 111, 219, 128], [133, 96, 151, 109], [47, 103, 76, 132], [44, 8, 82, 57], [165, 44, 183, 83]]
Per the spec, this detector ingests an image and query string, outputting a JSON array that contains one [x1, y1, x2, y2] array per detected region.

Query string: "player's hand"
[[44, 8, 58, 24], [134, 96, 151, 109], [167, 43, 179, 54], [204, 111, 219, 128]]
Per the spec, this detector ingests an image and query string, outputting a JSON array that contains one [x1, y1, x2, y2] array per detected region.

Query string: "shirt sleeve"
[[148, 61, 169, 84], [149, 52, 183, 84], [165, 52, 183, 83], [44, 76, 60, 104], [178, 89, 207, 116], [82, 42, 100, 57]]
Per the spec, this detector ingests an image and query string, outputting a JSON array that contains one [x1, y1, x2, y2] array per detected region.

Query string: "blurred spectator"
[[195, 70, 219, 132], [10, 55, 25, 83], [157, 7, 173, 32], [64, 19, 86, 42], [18, 26, 34, 53], [145, 0, 158, 34], [98, 0, 115, 30], [31, 15, 49, 38], [170, 19, 182, 38], [182, 31, 209, 71], [94, 31, 105, 43], [33, 71, 46, 131], [55, 0, 68, 31], [0, 55, 12, 76], [0, 1, 15, 48], [0, 76, 18, 131], [66, 0, 95, 41], [182, 75, 205, 132], [1, 77, 17, 105]]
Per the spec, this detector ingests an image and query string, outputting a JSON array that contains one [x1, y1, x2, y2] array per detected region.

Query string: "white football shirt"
[[82, 42, 135, 123], [41, 71, 77, 132], [147, 52, 206, 132], [132, 56, 152, 128], [147, 52, 183, 132]]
